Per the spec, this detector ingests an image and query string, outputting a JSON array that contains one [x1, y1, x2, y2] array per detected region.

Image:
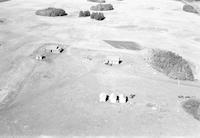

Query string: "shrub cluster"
[[183, 4, 198, 14], [79, 10, 91, 17], [35, 7, 67, 17], [90, 12, 105, 20], [147, 49, 194, 81], [90, 4, 114, 11], [182, 99, 200, 121]]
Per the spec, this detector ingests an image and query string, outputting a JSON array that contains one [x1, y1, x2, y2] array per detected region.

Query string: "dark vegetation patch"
[[175, 0, 200, 1], [147, 49, 194, 81], [0, 18, 7, 24], [183, 4, 198, 13], [185, 0, 200, 1], [0, 0, 10, 2], [104, 40, 142, 50], [90, 4, 114, 11], [87, 0, 105, 3], [35, 7, 67, 17], [79, 10, 90, 17], [90, 12, 105, 20], [0, 19, 4, 23], [182, 99, 200, 121]]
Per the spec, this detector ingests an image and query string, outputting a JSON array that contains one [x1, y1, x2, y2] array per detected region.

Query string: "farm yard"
[[0, 0, 200, 137]]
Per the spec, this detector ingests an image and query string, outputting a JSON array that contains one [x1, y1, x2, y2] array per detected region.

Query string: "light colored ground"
[[0, 0, 200, 137]]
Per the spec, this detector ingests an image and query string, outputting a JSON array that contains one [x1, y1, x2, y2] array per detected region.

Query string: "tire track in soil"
[[0, 58, 37, 111]]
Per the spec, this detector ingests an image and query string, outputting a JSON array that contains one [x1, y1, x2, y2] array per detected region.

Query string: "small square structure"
[[36, 55, 46, 60]]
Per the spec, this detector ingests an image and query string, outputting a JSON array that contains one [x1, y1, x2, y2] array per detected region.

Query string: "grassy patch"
[[147, 49, 194, 81], [182, 99, 200, 121]]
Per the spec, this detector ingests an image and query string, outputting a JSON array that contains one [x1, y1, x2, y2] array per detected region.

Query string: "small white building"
[[109, 93, 117, 103], [104, 56, 122, 66], [36, 55, 46, 60]]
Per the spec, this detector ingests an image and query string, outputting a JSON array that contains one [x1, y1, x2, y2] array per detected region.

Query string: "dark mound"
[[182, 99, 200, 121], [90, 12, 105, 20], [147, 49, 194, 81], [183, 4, 198, 13], [90, 4, 114, 11], [79, 10, 90, 17], [87, 0, 105, 3], [35, 7, 67, 17]]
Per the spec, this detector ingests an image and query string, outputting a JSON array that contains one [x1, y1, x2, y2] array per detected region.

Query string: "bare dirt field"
[[0, 0, 200, 137]]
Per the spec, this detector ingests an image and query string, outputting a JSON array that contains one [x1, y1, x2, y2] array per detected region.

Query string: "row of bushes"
[[35, 1, 200, 17], [35, 7, 106, 21], [35, 3, 113, 19], [79, 10, 105, 20]]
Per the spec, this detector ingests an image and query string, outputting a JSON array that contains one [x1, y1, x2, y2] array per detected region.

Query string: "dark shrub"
[[183, 4, 198, 13], [87, 0, 105, 3], [147, 49, 194, 81], [90, 12, 105, 20], [185, 0, 200, 1], [36, 7, 67, 17], [0, 18, 5, 23], [182, 99, 200, 121], [79, 10, 90, 17], [90, 4, 114, 11]]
